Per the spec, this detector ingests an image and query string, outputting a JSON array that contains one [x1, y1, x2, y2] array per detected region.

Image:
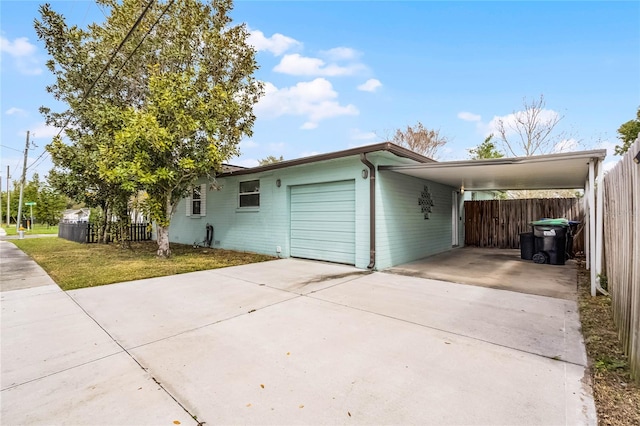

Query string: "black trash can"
[[520, 232, 534, 260], [532, 223, 568, 265]]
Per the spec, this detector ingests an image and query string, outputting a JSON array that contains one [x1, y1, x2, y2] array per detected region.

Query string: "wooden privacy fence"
[[58, 222, 152, 244], [603, 136, 639, 382], [464, 198, 584, 252]]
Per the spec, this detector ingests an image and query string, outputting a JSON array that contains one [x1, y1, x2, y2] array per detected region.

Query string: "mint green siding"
[[375, 170, 460, 269], [169, 156, 371, 268], [168, 152, 461, 270], [290, 180, 356, 264]]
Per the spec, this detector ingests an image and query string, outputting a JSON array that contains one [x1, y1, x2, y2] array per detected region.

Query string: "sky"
[[1, 0, 639, 189]]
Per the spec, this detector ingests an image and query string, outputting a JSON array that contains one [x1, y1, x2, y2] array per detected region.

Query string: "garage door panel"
[[290, 180, 356, 265], [291, 212, 356, 223], [288, 247, 355, 265], [290, 221, 355, 233], [290, 229, 355, 243], [291, 200, 355, 213], [291, 239, 354, 254], [290, 191, 355, 204], [290, 181, 354, 195]]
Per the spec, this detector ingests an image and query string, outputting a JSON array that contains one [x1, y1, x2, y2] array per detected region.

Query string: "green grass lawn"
[[11, 238, 276, 291], [3, 224, 59, 236]]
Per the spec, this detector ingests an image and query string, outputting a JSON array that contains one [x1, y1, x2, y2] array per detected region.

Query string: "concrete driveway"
[[388, 247, 578, 300], [1, 241, 595, 425]]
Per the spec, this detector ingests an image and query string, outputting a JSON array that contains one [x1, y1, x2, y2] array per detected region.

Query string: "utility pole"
[[6, 166, 9, 227], [16, 131, 29, 231]]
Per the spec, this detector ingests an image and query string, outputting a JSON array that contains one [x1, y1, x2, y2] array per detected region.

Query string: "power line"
[[26, 142, 52, 170], [1, 144, 23, 153], [28, 150, 52, 174], [50, 0, 157, 141], [27, 0, 158, 172], [99, 0, 175, 97], [76, 0, 156, 115]]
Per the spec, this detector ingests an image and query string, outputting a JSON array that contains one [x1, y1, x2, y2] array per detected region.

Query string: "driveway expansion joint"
[[64, 291, 203, 425]]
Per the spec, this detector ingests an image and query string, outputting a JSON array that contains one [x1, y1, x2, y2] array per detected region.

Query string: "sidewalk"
[[0, 228, 58, 240], [0, 240, 196, 425]]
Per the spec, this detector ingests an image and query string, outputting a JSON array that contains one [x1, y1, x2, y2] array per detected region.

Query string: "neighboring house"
[[169, 143, 465, 270], [61, 208, 90, 223]]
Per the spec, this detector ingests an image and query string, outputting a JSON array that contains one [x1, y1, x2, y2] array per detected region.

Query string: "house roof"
[[218, 142, 435, 177], [379, 149, 608, 191], [63, 208, 90, 215]]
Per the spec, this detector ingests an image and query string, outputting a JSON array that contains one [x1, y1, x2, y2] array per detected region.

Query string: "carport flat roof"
[[379, 149, 607, 191]]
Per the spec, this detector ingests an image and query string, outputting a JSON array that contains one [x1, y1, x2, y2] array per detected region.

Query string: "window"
[[192, 186, 201, 215], [186, 184, 206, 217], [239, 180, 260, 207]]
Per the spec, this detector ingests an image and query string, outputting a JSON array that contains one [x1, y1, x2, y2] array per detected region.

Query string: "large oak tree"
[[36, 0, 263, 256]]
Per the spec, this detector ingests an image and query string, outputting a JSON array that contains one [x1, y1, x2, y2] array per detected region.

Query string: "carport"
[[379, 149, 607, 296]]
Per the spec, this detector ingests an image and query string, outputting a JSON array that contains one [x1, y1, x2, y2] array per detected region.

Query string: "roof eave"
[[217, 142, 435, 177], [379, 149, 608, 172]]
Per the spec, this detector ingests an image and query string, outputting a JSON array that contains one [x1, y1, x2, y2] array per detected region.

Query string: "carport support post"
[[588, 160, 597, 296], [584, 177, 590, 271], [595, 158, 604, 295]]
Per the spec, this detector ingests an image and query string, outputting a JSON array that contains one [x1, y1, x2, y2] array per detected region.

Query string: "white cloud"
[[299, 151, 321, 157], [487, 109, 560, 137], [301, 122, 318, 130], [553, 138, 579, 153], [603, 159, 620, 173], [274, 53, 365, 76], [0, 36, 42, 75], [234, 158, 260, 168], [6, 107, 27, 116], [357, 78, 382, 92], [320, 47, 360, 61], [595, 139, 620, 173], [247, 29, 301, 56], [29, 122, 60, 140], [1, 36, 36, 57], [349, 128, 377, 141], [255, 78, 359, 128], [457, 111, 481, 122], [240, 139, 258, 149]]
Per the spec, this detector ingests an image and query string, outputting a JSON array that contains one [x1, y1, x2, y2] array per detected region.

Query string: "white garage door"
[[290, 180, 356, 265]]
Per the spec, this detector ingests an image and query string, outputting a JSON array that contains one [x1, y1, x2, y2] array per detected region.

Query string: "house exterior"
[[168, 143, 465, 270], [61, 208, 90, 223]]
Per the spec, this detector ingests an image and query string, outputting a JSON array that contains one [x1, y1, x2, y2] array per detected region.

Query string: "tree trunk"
[[156, 195, 173, 258], [119, 218, 131, 249], [99, 204, 109, 244], [102, 208, 111, 244], [156, 224, 171, 257]]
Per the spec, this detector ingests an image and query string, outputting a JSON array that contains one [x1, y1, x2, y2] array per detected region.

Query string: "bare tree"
[[495, 95, 568, 157], [389, 121, 448, 159]]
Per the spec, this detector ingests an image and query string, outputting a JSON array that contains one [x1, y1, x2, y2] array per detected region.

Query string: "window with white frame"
[[192, 186, 201, 215], [239, 180, 260, 208], [186, 184, 207, 217]]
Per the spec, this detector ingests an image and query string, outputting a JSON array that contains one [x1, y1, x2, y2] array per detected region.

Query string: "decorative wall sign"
[[418, 186, 435, 219]]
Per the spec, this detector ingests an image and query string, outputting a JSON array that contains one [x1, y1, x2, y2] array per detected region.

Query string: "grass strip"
[[577, 260, 640, 425], [3, 224, 59, 236], [12, 238, 275, 291]]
